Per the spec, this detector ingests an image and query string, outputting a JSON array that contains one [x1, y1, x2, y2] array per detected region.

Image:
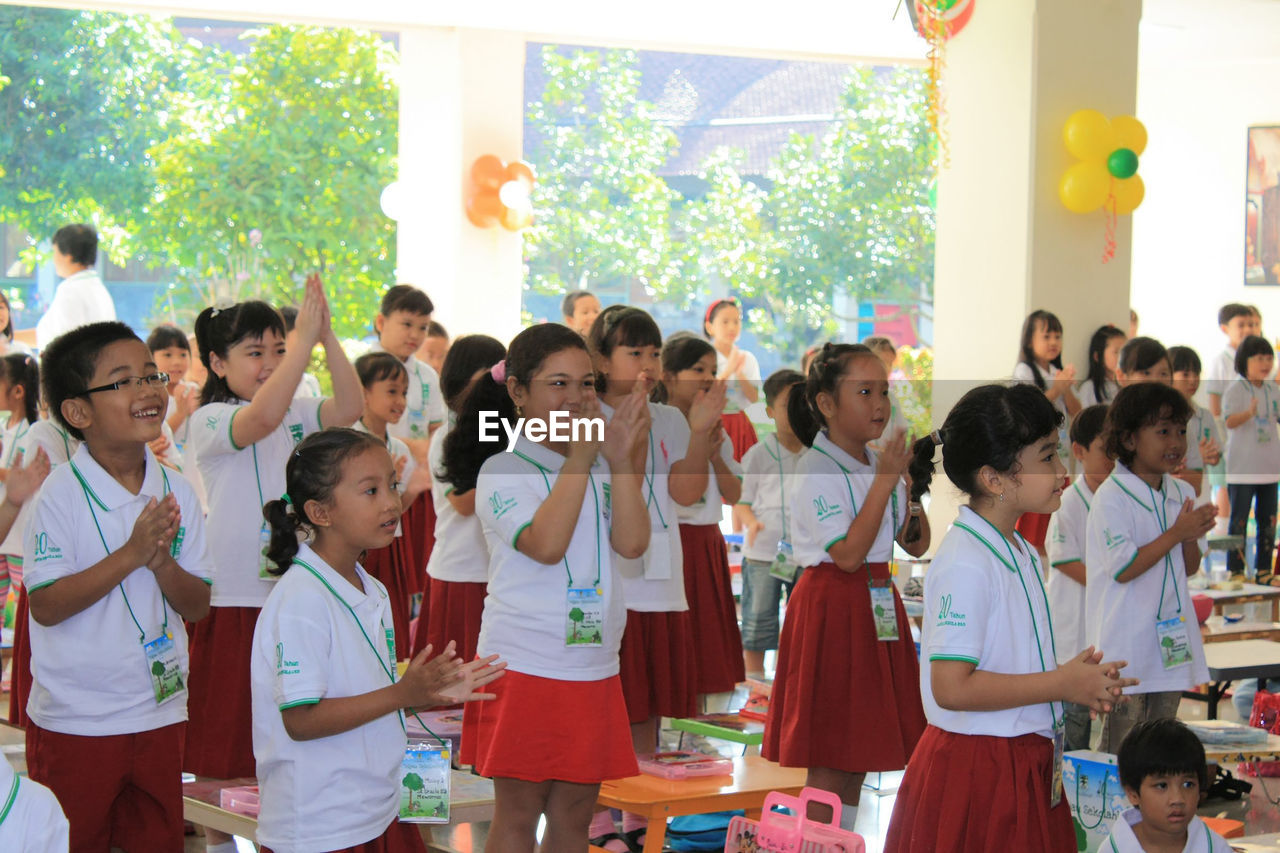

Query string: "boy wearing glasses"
[[23, 321, 212, 850]]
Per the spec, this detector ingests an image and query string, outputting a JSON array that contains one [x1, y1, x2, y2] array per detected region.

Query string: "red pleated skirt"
[[883, 725, 1075, 853], [7, 585, 30, 727], [261, 819, 426, 853], [618, 609, 699, 724], [762, 562, 925, 772], [363, 538, 413, 661], [184, 606, 258, 778], [679, 523, 745, 695], [421, 577, 486, 662], [400, 492, 436, 597], [461, 670, 638, 784], [721, 411, 758, 462]]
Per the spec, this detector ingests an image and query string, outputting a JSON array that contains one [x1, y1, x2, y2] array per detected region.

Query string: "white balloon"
[[380, 181, 405, 221]]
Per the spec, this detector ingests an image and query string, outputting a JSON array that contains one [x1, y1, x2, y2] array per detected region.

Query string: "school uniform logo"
[[813, 495, 842, 522], [276, 642, 300, 676], [288, 423, 304, 445], [936, 593, 967, 627], [205, 416, 218, 431], [488, 490, 517, 520], [31, 531, 62, 564], [1103, 529, 1127, 550]]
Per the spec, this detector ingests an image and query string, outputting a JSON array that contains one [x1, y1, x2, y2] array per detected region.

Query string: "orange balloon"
[[501, 206, 533, 232], [466, 189, 503, 228], [471, 155, 507, 192], [505, 160, 536, 188]]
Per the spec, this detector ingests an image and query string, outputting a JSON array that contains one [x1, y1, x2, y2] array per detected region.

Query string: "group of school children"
[[0, 276, 1248, 853]]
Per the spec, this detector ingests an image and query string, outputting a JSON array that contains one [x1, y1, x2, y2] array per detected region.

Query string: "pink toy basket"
[[724, 787, 866, 852]]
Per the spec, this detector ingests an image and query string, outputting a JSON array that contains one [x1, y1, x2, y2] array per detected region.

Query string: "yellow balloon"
[[1111, 115, 1147, 156], [1064, 109, 1116, 163], [1113, 175, 1145, 215], [1060, 161, 1110, 213]]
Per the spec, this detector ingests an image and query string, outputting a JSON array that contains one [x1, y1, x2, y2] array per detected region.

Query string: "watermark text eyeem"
[[478, 411, 605, 452]]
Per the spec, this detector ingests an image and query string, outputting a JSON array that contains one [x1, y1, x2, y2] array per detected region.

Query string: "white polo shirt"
[[716, 347, 760, 414], [475, 436, 623, 681], [612, 402, 689, 612], [1203, 347, 1237, 400], [1104, 807, 1229, 853], [674, 440, 740, 526], [1047, 479, 1093, 664], [1222, 378, 1280, 484], [24, 445, 212, 736], [425, 419, 489, 584], [3, 420, 80, 570], [1187, 404, 1221, 461], [251, 543, 404, 853], [1076, 378, 1119, 408], [190, 398, 325, 608], [351, 420, 415, 538], [0, 757, 69, 853], [790, 431, 904, 568], [922, 506, 1060, 739], [738, 434, 805, 563], [35, 269, 117, 350], [369, 344, 445, 442], [293, 372, 322, 400], [1084, 464, 1209, 694]]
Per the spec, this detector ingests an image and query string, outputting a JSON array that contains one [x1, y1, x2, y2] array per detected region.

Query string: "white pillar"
[[395, 28, 526, 343]]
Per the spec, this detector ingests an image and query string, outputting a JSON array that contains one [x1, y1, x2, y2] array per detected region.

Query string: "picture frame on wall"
[[1247, 125, 1280, 286]]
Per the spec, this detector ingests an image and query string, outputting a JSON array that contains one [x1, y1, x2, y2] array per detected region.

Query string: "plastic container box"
[[636, 750, 733, 780], [219, 785, 260, 817]]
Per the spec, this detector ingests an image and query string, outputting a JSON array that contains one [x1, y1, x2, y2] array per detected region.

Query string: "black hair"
[[562, 291, 598, 318], [52, 224, 98, 266], [380, 284, 433, 318], [279, 305, 299, 333], [763, 369, 804, 407], [354, 352, 408, 388], [587, 305, 663, 393], [653, 333, 716, 405], [787, 343, 882, 447], [1118, 336, 1168, 376], [194, 301, 287, 406], [0, 291, 14, 340], [0, 353, 39, 426], [146, 324, 190, 354], [1104, 383, 1193, 467], [439, 335, 506, 412], [1070, 404, 1109, 448], [1219, 303, 1252, 326], [907, 384, 1061, 501], [41, 321, 141, 441], [1166, 346, 1202, 375], [441, 323, 587, 494], [1235, 335, 1275, 378], [262, 428, 386, 573], [427, 320, 448, 339], [1083, 325, 1125, 404], [1017, 310, 1064, 390], [1117, 718, 1208, 794], [702, 298, 740, 339]]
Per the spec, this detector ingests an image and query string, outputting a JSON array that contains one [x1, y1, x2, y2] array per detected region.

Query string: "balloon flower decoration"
[[907, 0, 976, 167], [1058, 110, 1147, 263], [467, 155, 535, 231]]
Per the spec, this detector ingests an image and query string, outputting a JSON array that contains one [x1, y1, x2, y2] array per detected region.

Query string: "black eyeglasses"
[[78, 372, 170, 396]]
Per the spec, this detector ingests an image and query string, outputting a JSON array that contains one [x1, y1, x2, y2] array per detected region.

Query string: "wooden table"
[[183, 771, 497, 840], [1202, 620, 1280, 643], [1199, 584, 1280, 621], [1204, 640, 1280, 718], [1201, 731, 1280, 765], [596, 754, 806, 853]]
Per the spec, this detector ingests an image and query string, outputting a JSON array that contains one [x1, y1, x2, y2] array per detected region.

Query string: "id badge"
[[769, 540, 799, 583], [258, 521, 278, 580], [1258, 416, 1273, 444], [1156, 615, 1193, 669], [143, 630, 185, 706], [870, 581, 899, 641], [566, 586, 605, 647], [1049, 720, 1065, 809], [399, 741, 451, 824], [407, 407, 427, 438]]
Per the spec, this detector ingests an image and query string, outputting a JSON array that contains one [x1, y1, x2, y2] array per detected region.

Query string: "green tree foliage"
[[146, 25, 397, 337], [0, 7, 197, 262], [524, 48, 682, 301], [403, 771, 423, 810]]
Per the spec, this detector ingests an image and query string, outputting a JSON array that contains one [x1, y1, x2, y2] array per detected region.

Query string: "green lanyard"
[[412, 362, 430, 421], [0, 772, 17, 827], [643, 428, 668, 530], [3, 420, 29, 468], [954, 513, 1061, 729], [1109, 473, 1183, 619], [71, 461, 174, 643], [810, 437, 899, 544], [293, 556, 440, 740], [512, 449, 602, 588], [1243, 378, 1276, 421], [251, 443, 266, 515], [763, 435, 790, 541]]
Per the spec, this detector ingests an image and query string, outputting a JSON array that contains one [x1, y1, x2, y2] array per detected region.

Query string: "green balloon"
[[1107, 148, 1139, 179]]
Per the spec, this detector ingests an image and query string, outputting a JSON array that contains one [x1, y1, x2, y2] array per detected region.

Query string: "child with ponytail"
[[762, 343, 929, 833], [418, 334, 506, 661], [0, 352, 40, 606], [443, 323, 651, 852], [884, 384, 1135, 853], [185, 275, 362, 853], [252, 428, 504, 853], [1077, 324, 1127, 407]]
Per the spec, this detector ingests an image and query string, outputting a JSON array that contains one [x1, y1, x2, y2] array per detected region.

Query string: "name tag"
[[1156, 615, 1193, 669], [770, 540, 799, 583], [870, 581, 899, 641], [399, 741, 451, 824], [258, 521, 279, 580], [566, 586, 605, 647], [143, 630, 185, 706]]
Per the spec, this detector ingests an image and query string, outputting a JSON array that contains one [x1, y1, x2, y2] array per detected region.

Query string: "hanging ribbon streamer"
[[1101, 179, 1118, 264], [926, 12, 950, 168]]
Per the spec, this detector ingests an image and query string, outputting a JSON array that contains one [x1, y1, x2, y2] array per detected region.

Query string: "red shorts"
[[27, 721, 186, 853], [261, 819, 427, 853], [7, 584, 31, 728]]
